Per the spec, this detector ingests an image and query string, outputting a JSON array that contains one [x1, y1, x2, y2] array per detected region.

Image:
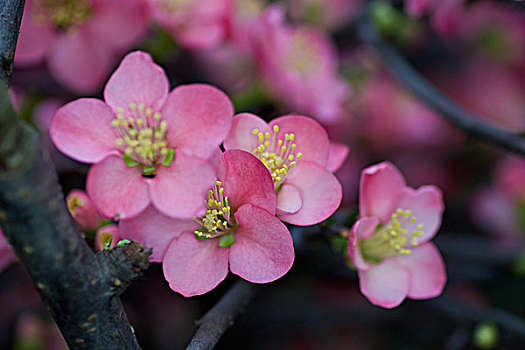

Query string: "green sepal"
[[122, 153, 139, 167], [194, 228, 209, 240], [116, 239, 131, 247], [161, 148, 175, 166], [219, 233, 235, 248], [104, 238, 113, 250]]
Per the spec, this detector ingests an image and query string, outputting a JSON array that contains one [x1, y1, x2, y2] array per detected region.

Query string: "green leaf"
[[219, 233, 235, 248]]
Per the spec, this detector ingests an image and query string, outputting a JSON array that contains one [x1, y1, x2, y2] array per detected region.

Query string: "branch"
[[355, 8, 525, 157], [186, 280, 260, 350], [0, 0, 25, 85]]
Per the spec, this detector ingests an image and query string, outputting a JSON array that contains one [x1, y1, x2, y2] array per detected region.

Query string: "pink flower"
[[94, 224, 121, 251], [285, 0, 363, 31], [66, 189, 105, 231], [15, 0, 149, 93], [51, 51, 234, 220], [119, 149, 295, 296], [348, 162, 446, 308], [224, 113, 344, 226], [0, 228, 17, 273]]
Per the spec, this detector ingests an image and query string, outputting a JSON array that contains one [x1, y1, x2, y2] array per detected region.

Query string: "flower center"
[[112, 103, 175, 176], [193, 181, 237, 248], [252, 125, 302, 189], [360, 209, 425, 263], [35, 0, 93, 30]]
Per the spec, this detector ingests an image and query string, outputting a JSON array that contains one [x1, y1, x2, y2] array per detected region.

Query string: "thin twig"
[[355, 8, 525, 157], [186, 280, 260, 350]]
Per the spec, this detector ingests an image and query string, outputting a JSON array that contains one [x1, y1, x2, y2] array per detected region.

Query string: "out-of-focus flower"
[[94, 224, 120, 251], [348, 161, 446, 308], [120, 149, 294, 296], [15, 0, 149, 93], [50, 51, 234, 220], [0, 228, 16, 273], [405, 0, 464, 37], [66, 189, 105, 231], [286, 0, 363, 31], [224, 113, 344, 225]]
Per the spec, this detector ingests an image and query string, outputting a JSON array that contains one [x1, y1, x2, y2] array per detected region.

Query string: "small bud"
[[67, 190, 104, 231], [95, 225, 120, 251]]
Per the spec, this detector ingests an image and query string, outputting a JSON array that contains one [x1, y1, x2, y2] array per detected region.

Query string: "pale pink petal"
[[397, 185, 444, 244], [176, 21, 225, 50], [15, 6, 54, 66], [229, 204, 294, 283], [269, 115, 330, 167], [163, 233, 229, 297], [276, 184, 302, 215], [94, 224, 120, 251], [48, 30, 113, 93], [104, 51, 170, 111], [396, 243, 446, 299], [50, 98, 118, 163], [223, 150, 276, 214], [149, 152, 215, 219], [358, 258, 410, 308], [326, 142, 349, 173], [360, 161, 406, 222], [277, 161, 342, 225], [86, 155, 150, 219], [162, 84, 234, 159], [223, 113, 269, 152], [209, 148, 226, 179], [348, 217, 380, 271], [119, 206, 199, 262]]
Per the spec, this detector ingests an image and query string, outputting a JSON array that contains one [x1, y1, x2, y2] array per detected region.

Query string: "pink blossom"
[[94, 224, 120, 251], [0, 228, 16, 273], [50, 51, 234, 220], [224, 113, 344, 225], [405, 0, 464, 37], [119, 149, 294, 296], [66, 189, 105, 231], [15, 0, 149, 93], [348, 161, 446, 308], [285, 0, 363, 31], [495, 156, 525, 202]]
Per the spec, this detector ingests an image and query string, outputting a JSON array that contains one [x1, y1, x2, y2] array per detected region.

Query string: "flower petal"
[[50, 98, 118, 163], [163, 233, 229, 297], [396, 243, 447, 299], [348, 217, 380, 271], [176, 21, 225, 50], [397, 185, 444, 244], [149, 152, 215, 219], [276, 184, 302, 215], [86, 155, 150, 219], [326, 142, 349, 173], [223, 113, 269, 152], [104, 51, 169, 112], [360, 161, 406, 222], [119, 205, 199, 262], [277, 161, 342, 226], [223, 150, 276, 214], [358, 258, 410, 308], [15, 4, 53, 66], [162, 84, 234, 159], [229, 204, 294, 283]]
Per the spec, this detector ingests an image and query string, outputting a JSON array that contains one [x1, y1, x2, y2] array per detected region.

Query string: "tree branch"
[[186, 280, 260, 350], [0, 0, 25, 85], [355, 8, 525, 157]]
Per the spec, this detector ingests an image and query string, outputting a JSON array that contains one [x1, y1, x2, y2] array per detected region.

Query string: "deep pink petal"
[[360, 161, 406, 222], [396, 243, 446, 299], [358, 258, 410, 308], [50, 98, 118, 163], [162, 84, 234, 159], [276, 184, 302, 215], [223, 113, 269, 152], [119, 206, 199, 262], [269, 115, 330, 167], [326, 142, 349, 173], [348, 217, 380, 271], [397, 185, 444, 244], [277, 161, 342, 226], [223, 150, 276, 214], [229, 204, 294, 283], [163, 233, 229, 297], [104, 51, 169, 112], [48, 30, 113, 93], [86, 155, 150, 219], [149, 152, 215, 219]]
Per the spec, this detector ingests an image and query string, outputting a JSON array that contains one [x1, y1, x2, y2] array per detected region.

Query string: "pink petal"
[[66, 189, 104, 231], [348, 217, 380, 271], [396, 243, 446, 299], [360, 161, 407, 223], [94, 224, 120, 251], [163, 233, 229, 297], [326, 142, 349, 173], [276, 184, 302, 215], [268, 115, 330, 167], [176, 21, 225, 50], [162, 84, 234, 159], [86, 155, 150, 219], [222, 150, 276, 214], [119, 206, 199, 262], [149, 152, 216, 219], [48, 29, 113, 93], [397, 185, 444, 244], [50, 98, 118, 163], [229, 204, 294, 283], [104, 51, 170, 112], [223, 113, 269, 152], [358, 258, 410, 308], [15, 5, 53, 66], [277, 161, 342, 226]]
